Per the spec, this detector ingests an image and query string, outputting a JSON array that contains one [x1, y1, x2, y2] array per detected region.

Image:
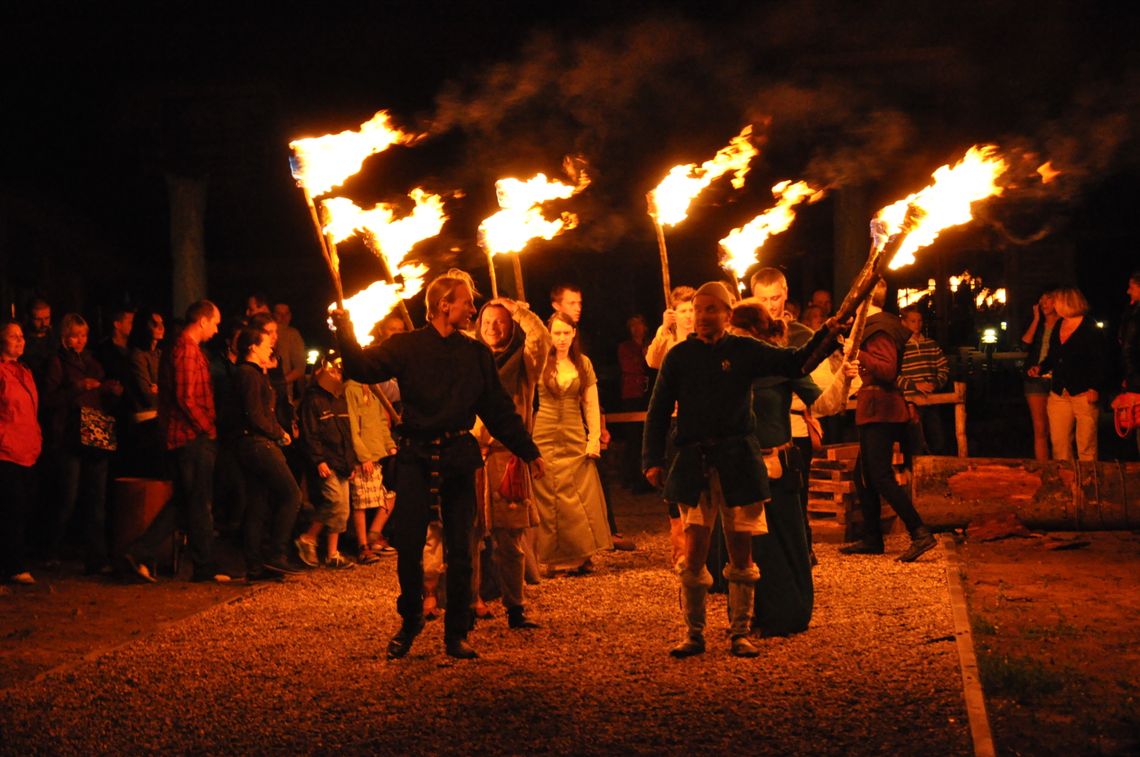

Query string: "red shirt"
[[0, 360, 42, 466], [159, 332, 215, 449]]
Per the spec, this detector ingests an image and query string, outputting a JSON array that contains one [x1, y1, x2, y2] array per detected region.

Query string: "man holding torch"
[[331, 270, 545, 661], [643, 282, 839, 658]]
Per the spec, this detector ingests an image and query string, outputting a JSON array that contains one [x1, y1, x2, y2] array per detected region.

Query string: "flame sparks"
[[649, 126, 758, 227], [335, 263, 428, 347], [876, 145, 1009, 270], [478, 169, 591, 256], [1037, 161, 1060, 184], [289, 111, 423, 197], [718, 180, 824, 286]]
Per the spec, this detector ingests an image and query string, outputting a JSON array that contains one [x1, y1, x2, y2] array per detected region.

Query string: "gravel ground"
[[0, 492, 971, 756]]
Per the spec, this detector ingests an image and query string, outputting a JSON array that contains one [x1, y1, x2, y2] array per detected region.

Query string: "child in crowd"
[[295, 357, 358, 569], [345, 378, 397, 563]]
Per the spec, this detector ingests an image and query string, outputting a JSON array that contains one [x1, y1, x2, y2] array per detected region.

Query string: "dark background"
[[2, 1, 1137, 385]]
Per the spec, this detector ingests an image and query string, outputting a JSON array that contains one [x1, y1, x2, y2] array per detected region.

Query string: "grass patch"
[[1021, 620, 1080, 640], [971, 615, 998, 635], [979, 653, 1068, 703]]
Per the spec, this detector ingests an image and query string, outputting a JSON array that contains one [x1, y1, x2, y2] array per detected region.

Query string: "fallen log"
[[911, 456, 1140, 531]]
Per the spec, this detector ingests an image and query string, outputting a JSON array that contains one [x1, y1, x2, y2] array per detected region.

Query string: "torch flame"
[[322, 189, 447, 263], [718, 180, 825, 286], [289, 111, 423, 197], [876, 145, 1009, 270], [479, 170, 591, 256], [334, 263, 428, 346], [649, 125, 758, 227]]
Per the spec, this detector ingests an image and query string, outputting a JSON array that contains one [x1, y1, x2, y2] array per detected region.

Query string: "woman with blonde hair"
[[532, 311, 612, 573], [1030, 287, 1106, 461]]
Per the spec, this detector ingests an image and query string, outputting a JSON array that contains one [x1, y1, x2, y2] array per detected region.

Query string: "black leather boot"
[[897, 527, 937, 563], [507, 606, 540, 629], [386, 615, 425, 659], [445, 635, 479, 659]]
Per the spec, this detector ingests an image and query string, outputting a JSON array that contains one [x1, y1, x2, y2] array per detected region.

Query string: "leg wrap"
[[723, 563, 760, 640], [676, 558, 713, 639]]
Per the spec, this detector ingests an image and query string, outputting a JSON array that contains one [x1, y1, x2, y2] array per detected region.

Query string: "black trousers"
[[0, 460, 34, 576], [237, 436, 301, 570], [391, 441, 479, 640], [854, 422, 925, 538]]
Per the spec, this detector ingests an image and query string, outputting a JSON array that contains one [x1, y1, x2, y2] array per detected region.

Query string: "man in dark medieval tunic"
[[333, 271, 545, 660], [643, 282, 837, 658]]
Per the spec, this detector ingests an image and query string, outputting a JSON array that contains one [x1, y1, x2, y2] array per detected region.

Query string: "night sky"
[[3, 1, 1138, 362]]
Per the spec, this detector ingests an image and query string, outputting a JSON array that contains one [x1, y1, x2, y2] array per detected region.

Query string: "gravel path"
[[0, 493, 971, 755]]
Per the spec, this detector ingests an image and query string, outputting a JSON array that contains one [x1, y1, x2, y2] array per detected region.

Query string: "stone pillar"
[[167, 174, 207, 317]]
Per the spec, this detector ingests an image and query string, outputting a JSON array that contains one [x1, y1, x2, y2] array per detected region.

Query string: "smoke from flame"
[[718, 180, 824, 285], [876, 145, 1009, 270], [649, 125, 758, 227]]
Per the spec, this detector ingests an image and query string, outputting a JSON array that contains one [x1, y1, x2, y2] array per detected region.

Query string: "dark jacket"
[[855, 312, 911, 425], [642, 328, 833, 507], [337, 322, 540, 463], [236, 362, 286, 442], [41, 348, 111, 451], [1120, 303, 1140, 392], [300, 382, 357, 478], [1041, 316, 1107, 396]]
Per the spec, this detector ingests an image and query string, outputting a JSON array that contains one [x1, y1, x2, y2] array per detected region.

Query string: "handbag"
[[496, 454, 529, 503], [79, 406, 118, 451], [1111, 392, 1140, 438]]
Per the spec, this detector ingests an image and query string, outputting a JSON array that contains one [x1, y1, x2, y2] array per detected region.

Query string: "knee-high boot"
[[671, 558, 713, 658], [724, 562, 761, 657]]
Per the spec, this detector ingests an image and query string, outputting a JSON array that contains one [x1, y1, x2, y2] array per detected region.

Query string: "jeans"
[[51, 448, 109, 567], [129, 434, 217, 572], [1047, 391, 1099, 462], [854, 422, 925, 539], [237, 436, 301, 569]]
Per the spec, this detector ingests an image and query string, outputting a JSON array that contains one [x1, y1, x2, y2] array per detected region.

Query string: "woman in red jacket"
[[1, 321, 43, 584]]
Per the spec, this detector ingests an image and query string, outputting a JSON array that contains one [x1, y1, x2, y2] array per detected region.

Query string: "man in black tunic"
[[643, 282, 837, 657], [333, 271, 545, 660]]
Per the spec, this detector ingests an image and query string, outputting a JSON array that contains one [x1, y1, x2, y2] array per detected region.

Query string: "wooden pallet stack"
[[806, 442, 906, 543]]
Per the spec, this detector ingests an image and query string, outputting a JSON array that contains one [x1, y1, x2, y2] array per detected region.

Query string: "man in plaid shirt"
[[125, 300, 234, 583], [898, 306, 950, 454]]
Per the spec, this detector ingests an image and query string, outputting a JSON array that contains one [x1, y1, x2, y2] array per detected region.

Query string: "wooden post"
[[647, 192, 672, 306], [511, 253, 526, 302], [311, 199, 345, 309], [953, 380, 968, 457], [485, 249, 499, 299]]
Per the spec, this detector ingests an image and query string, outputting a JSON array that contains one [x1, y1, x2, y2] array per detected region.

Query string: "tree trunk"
[[912, 456, 1140, 530], [167, 174, 207, 317]]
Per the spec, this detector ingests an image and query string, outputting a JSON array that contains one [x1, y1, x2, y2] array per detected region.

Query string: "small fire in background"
[[289, 111, 424, 198], [975, 287, 1007, 310], [649, 125, 758, 227], [718, 180, 825, 293], [897, 278, 938, 309], [1037, 161, 1061, 184], [877, 145, 1010, 270], [478, 166, 591, 256]]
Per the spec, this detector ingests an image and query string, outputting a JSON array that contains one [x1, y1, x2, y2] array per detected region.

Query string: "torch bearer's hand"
[[328, 308, 352, 335], [662, 308, 677, 330], [645, 466, 665, 489], [869, 218, 890, 249], [529, 457, 547, 481]]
